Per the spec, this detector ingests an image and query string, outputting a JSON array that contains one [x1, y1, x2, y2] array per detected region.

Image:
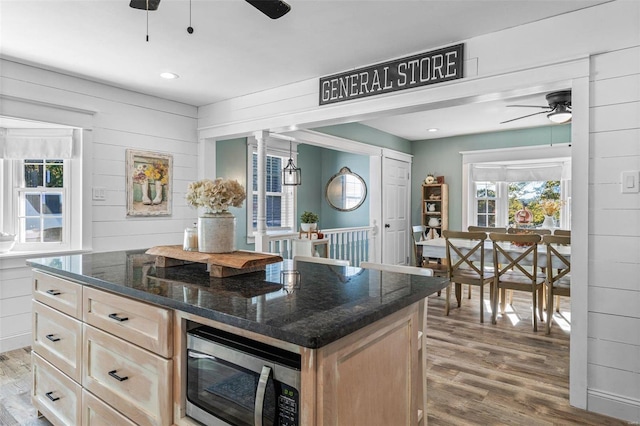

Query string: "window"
[[18, 159, 66, 243], [462, 145, 572, 231], [1, 125, 80, 253], [246, 139, 296, 240]]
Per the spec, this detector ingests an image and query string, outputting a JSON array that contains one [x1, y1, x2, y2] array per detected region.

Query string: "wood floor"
[[0, 289, 631, 425]]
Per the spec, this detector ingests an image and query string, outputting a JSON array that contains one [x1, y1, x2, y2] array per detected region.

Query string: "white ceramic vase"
[[198, 211, 236, 253], [542, 215, 555, 229]]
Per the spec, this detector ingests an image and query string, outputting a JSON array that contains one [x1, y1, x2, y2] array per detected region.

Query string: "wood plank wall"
[[0, 59, 199, 352], [587, 45, 640, 422]]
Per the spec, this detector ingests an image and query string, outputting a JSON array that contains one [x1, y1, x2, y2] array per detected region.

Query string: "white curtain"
[[471, 162, 567, 182], [0, 128, 74, 159]]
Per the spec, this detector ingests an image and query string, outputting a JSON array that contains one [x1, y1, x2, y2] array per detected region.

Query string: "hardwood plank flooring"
[[0, 289, 632, 425], [426, 287, 630, 425]]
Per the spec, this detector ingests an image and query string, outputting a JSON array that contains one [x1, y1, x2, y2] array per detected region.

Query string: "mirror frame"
[[325, 166, 367, 212]]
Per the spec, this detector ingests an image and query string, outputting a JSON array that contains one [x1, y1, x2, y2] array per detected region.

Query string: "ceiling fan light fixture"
[[547, 105, 572, 123]]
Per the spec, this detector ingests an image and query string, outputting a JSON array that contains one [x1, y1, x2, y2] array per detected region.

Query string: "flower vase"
[[153, 181, 163, 205], [141, 180, 152, 205], [542, 215, 555, 229], [198, 211, 236, 253]]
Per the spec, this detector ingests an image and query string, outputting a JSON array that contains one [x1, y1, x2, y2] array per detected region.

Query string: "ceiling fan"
[[129, 0, 291, 20], [500, 90, 572, 124]]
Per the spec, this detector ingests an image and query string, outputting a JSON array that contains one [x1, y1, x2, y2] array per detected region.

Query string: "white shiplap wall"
[[0, 59, 199, 352], [587, 46, 640, 422]]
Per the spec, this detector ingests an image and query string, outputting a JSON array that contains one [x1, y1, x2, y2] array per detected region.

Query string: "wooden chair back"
[[554, 229, 571, 236], [489, 232, 542, 278], [360, 262, 434, 276], [411, 225, 427, 266], [442, 230, 488, 277], [467, 226, 507, 233], [542, 235, 571, 281]]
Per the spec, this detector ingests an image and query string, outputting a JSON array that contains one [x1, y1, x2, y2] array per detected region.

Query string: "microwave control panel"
[[277, 384, 299, 426]]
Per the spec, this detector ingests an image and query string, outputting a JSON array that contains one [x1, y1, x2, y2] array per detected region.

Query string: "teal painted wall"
[[216, 136, 371, 249], [410, 124, 571, 231], [215, 138, 251, 250]]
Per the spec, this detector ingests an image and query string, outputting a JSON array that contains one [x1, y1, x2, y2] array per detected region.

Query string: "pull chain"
[[146, 0, 149, 42]]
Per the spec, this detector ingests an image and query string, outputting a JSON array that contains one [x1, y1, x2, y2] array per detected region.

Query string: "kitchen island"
[[28, 250, 449, 426]]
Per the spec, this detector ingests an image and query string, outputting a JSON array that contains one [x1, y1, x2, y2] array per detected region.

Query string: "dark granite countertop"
[[27, 250, 449, 349]]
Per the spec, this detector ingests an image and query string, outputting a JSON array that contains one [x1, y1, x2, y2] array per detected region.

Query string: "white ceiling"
[[0, 0, 605, 139]]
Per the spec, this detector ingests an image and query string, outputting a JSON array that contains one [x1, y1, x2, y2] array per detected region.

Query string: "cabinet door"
[[316, 305, 419, 426], [82, 389, 136, 426], [33, 270, 83, 319], [83, 324, 172, 426], [33, 301, 83, 382], [32, 352, 82, 426], [83, 286, 172, 358]]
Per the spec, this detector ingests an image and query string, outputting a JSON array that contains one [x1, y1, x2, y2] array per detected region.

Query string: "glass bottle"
[[183, 223, 198, 251]]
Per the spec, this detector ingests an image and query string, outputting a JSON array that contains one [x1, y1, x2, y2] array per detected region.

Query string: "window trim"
[[246, 137, 298, 243], [462, 144, 571, 231]]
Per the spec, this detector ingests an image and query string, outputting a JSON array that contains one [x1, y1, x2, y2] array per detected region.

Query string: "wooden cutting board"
[[145, 245, 283, 277]]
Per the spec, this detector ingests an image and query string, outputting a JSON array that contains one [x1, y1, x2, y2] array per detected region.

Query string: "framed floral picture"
[[126, 149, 173, 217]]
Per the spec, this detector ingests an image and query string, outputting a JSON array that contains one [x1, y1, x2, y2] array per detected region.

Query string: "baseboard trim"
[[588, 389, 640, 424], [0, 332, 32, 354]]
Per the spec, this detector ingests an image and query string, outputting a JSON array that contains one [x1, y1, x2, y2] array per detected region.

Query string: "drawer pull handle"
[[108, 313, 129, 322], [45, 391, 60, 402], [46, 289, 61, 296], [108, 370, 128, 382], [46, 334, 60, 342]]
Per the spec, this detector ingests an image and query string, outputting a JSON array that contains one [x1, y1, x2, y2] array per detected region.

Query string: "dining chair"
[[442, 230, 494, 323], [554, 229, 571, 236], [542, 235, 571, 334], [507, 227, 552, 236], [360, 262, 434, 276], [293, 256, 350, 266], [411, 225, 427, 266], [489, 232, 545, 331], [467, 226, 507, 233]]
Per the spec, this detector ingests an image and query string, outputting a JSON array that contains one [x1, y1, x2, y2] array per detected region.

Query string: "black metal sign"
[[319, 44, 464, 106]]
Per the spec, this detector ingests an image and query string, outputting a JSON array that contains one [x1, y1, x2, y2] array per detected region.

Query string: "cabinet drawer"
[[83, 286, 172, 357], [82, 389, 136, 426], [33, 301, 83, 383], [83, 325, 172, 426], [33, 270, 83, 319], [32, 352, 82, 426]]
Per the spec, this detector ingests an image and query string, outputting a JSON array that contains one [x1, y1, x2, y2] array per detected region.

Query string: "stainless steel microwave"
[[186, 326, 301, 426]]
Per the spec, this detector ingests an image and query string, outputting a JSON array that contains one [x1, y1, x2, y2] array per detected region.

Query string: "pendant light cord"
[[146, 0, 149, 42]]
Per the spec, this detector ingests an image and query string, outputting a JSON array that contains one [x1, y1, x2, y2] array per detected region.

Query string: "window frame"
[[246, 138, 298, 243], [462, 144, 572, 231]]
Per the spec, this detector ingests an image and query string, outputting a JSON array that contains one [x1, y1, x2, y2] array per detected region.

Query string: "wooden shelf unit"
[[421, 183, 449, 237]]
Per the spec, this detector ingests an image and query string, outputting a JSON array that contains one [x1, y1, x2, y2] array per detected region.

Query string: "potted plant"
[[300, 211, 319, 232]]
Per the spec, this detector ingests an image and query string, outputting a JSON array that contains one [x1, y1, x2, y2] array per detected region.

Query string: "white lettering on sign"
[[319, 44, 464, 105]]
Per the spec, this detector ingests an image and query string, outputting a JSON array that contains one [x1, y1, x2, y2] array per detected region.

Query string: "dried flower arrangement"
[[186, 178, 246, 214], [540, 199, 564, 216]]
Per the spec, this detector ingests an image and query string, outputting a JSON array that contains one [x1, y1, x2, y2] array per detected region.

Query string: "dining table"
[[416, 236, 571, 269]]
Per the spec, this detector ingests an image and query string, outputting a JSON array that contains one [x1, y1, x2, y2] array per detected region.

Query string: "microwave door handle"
[[254, 365, 272, 426]]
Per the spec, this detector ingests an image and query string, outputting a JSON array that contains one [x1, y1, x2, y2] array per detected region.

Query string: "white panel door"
[[382, 157, 410, 265]]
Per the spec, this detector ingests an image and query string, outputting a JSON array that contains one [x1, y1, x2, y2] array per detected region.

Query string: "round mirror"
[[325, 167, 367, 212]]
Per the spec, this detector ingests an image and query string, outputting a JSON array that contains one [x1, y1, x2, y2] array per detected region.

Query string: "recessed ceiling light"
[[427, 128, 439, 132], [160, 72, 179, 80]]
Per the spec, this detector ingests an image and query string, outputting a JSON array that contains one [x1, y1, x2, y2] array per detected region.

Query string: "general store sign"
[[319, 44, 464, 105]]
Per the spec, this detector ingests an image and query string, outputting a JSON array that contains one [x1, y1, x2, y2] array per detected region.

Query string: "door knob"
[[384, 224, 390, 228]]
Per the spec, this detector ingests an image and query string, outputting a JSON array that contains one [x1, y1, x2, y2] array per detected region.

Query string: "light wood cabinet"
[[422, 183, 449, 237], [83, 324, 172, 426], [32, 271, 173, 426], [32, 352, 82, 426]]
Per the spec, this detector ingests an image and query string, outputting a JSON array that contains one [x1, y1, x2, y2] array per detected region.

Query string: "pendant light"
[[282, 141, 302, 186]]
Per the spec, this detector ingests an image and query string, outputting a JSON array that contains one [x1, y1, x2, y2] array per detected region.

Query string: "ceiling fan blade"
[[500, 110, 550, 124], [245, 0, 291, 19], [505, 105, 550, 109], [129, 0, 161, 11]]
